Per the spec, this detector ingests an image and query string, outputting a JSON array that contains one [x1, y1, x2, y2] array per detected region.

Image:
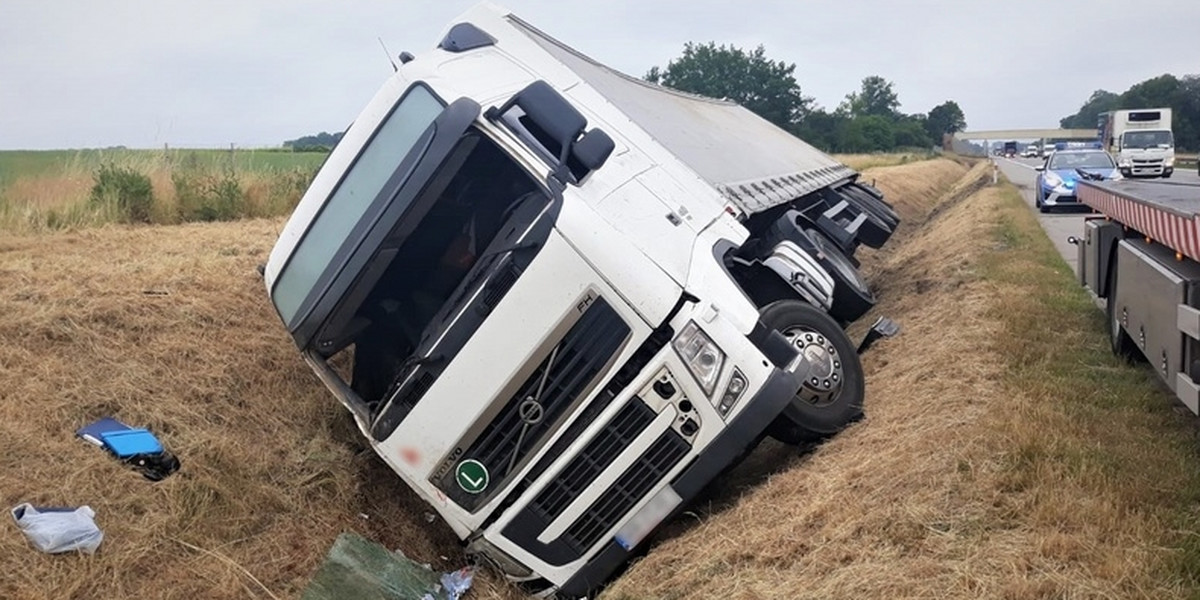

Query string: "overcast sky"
[[2, 0, 1197, 149]]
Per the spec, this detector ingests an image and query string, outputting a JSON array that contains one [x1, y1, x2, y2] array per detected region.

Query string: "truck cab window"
[[323, 132, 547, 409]]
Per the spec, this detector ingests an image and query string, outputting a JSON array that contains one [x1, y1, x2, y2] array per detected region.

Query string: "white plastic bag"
[[11, 503, 104, 554]]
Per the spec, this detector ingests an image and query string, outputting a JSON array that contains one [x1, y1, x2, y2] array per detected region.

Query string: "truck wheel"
[[759, 301, 864, 445], [1106, 260, 1140, 360]]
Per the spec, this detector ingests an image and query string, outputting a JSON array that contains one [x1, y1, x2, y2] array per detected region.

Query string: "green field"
[[0, 148, 327, 181], [0, 148, 328, 232]]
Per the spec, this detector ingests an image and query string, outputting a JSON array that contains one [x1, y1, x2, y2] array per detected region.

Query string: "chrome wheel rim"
[[781, 325, 844, 408]]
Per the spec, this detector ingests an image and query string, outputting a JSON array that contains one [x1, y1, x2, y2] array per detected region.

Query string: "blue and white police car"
[[1034, 143, 1120, 213]]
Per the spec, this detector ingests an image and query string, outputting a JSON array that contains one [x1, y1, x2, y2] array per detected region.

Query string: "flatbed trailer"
[[1076, 179, 1200, 412]]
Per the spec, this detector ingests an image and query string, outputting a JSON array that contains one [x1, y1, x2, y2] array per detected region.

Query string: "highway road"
[[993, 157, 1200, 276]]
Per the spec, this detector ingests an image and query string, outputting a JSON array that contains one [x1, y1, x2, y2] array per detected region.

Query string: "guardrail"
[[1178, 153, 1198, 167]]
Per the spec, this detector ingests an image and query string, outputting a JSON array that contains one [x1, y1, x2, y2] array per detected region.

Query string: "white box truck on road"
[[1099, 108, 1176, 178], [263, 3, 900, 595]]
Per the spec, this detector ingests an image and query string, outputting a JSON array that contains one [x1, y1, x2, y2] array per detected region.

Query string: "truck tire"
[[759, 300, 865, 444], [807, 229, 875, 323], [1106, 258, 1140, 360], [843, 186, 900, 229]]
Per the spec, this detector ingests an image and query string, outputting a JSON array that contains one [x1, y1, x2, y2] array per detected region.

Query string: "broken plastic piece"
[[11, 503, 103, 554], [857, 317, 901, 354], [440, 567, 475, 600]]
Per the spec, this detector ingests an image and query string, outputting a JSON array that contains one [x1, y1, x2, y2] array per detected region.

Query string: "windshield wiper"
[[395, 352, 445, 377], [478, 240, 540, 262]]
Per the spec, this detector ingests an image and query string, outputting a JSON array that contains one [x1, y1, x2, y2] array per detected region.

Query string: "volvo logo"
[[518, 398, 545, 425]]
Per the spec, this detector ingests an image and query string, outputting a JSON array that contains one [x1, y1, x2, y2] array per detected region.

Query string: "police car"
[[1034, 143, 1120, 213]]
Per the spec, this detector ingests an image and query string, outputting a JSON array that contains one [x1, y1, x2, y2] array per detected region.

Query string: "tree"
[[794, 108, 847, 151], [1176, 76, 1200, 151], [645, 42, 812, 130], [894, 114, 934, 148], [1059, 90, 1119, 129], [284, 131, 343, 152], [842, 76, 900, 119], [1120, 74, 1180, 109], [925, 101, 966, 140], [1058, 73, 1200, 150]]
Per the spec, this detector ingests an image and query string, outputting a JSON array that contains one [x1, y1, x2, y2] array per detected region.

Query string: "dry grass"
[[0, 159, 970, 600], [8, 157, 1196, 599], [604, 164, 1200, 598], [834, 152, 940, 172], [0, 221, 511, 600]]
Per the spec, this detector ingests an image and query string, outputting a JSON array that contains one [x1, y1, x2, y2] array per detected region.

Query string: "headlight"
[[716, 369, 747, 417], [1166, 156, 1175, 167], [1042, 172, 1063, 188], [672, 321, 725, 396], [1118, 158, 1132, 168]]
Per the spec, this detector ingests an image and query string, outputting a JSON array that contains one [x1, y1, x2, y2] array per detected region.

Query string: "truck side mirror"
[[486, 80, 614, 185], [571, 129, 614, 173]]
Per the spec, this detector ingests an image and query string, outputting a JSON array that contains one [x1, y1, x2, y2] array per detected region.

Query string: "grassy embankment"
[[605, 161, 1200, 599], [833, 151, 938, 171], [4, 156, 1200, 599], [0, 149, 324, 232]]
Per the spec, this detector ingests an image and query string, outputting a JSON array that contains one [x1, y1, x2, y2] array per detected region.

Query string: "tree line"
[[1059, 74, 1200, 151], [283, 131, 344, 152], [645, 42, 964, 153]]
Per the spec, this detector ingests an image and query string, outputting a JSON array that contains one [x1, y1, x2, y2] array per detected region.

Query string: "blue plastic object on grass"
[[76, 417, 180, 480], [99, 429, 164, 457]]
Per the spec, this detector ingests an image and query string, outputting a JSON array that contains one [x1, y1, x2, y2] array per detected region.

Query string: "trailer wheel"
[[1106, 259, 1140, 360], [759, 300, 864, 444], [807, 229, 875, 323], [843, 186, 900, 229]]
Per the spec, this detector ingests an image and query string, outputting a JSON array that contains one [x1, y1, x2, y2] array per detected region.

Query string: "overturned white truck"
[[264, 3, 899, 595]]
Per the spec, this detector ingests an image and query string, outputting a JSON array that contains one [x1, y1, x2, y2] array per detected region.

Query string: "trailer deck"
[[1080, 180, 1200, 262]]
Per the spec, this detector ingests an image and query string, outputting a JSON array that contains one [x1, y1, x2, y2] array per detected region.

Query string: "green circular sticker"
[[455, 459, 489, 494]]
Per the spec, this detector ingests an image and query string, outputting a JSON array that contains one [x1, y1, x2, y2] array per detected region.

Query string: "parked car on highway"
[[1022, 145, 1040, 158], [1034, 149, 1120, 213]]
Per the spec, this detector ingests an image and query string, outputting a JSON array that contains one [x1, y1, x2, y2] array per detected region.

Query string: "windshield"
[[315, 130, 549, 414], [1049, 151, 1115, 170], [273, 85, 445, 325], [1122, 130, 1174, 149]]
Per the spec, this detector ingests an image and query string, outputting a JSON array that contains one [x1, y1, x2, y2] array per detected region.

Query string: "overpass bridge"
[[953, 128, 1098, 141], [948, 128, 1099, 156]]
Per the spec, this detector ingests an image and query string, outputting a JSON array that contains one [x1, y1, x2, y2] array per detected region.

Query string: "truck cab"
[[1100, 108, 1175, 178]]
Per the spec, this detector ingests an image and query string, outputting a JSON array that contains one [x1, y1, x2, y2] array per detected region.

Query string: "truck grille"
[[500, 419, 690, 566], [529, 398, 656, 521], [561, 429, 690, 554], [438, 297, 629, 511], [478, 323, 674, 542]]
